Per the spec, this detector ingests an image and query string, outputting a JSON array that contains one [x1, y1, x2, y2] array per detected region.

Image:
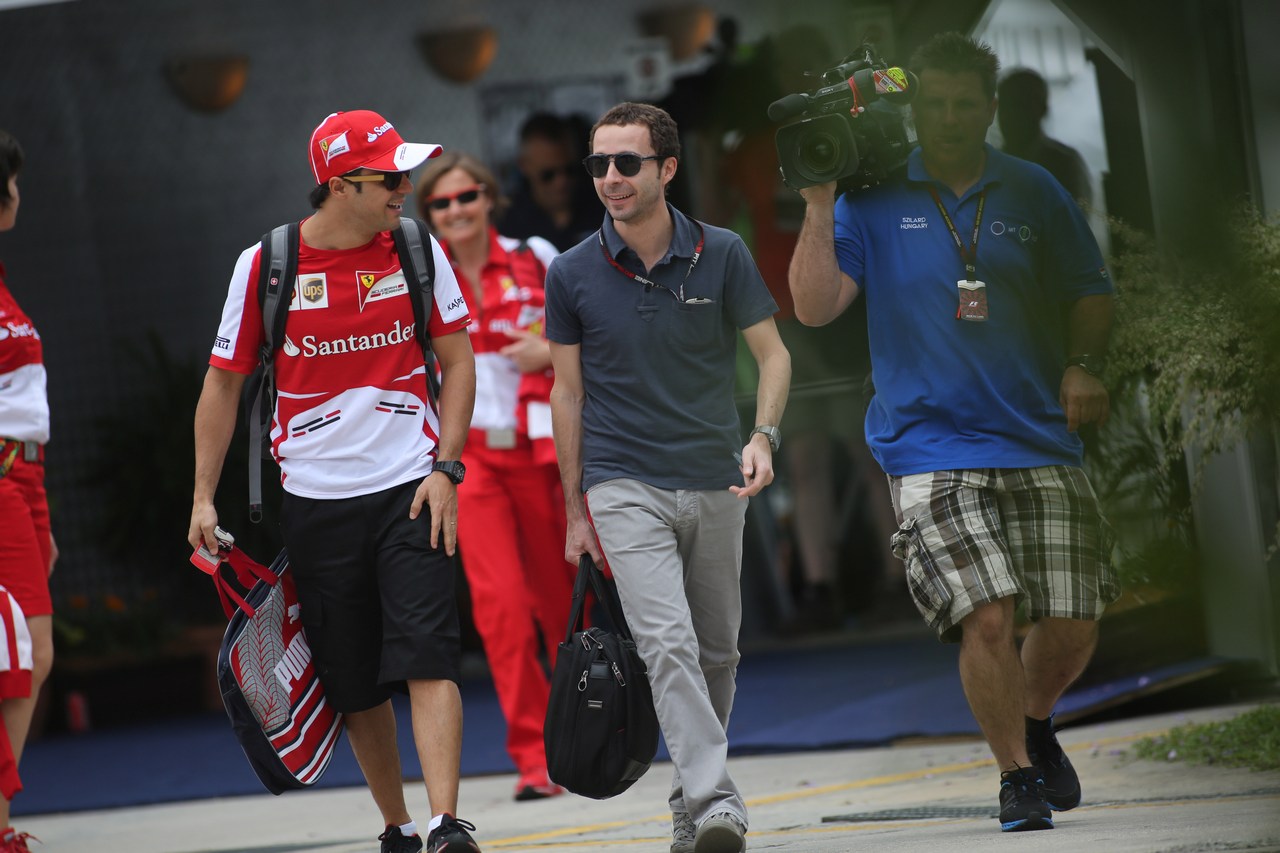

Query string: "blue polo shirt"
[[545, 204, 778, 492], [834, 144, 1111, 476]]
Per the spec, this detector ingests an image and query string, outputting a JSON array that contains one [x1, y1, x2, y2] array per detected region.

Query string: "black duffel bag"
[[544, 555, 659, 799]]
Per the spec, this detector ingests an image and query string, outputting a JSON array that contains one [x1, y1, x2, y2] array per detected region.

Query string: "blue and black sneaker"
[[999, 767, 1054, 832], [1027, 714, 1082, 810]]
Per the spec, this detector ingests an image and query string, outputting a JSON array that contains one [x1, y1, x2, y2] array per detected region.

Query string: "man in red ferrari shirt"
[[188, 110, 481, 853]]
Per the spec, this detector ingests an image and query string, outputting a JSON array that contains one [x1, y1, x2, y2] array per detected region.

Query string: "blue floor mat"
[[14, 636, 1229, 816]]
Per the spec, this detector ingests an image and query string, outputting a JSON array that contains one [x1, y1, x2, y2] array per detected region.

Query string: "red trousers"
[[456, 432, 575, 776]]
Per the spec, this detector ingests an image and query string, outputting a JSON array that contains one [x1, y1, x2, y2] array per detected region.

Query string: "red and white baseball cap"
[[308, 109, 442, 185]]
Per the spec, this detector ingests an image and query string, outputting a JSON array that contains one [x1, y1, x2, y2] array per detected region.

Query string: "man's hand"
[[730, 435, 776, 498], [797, 180, 839, 205], [411, 472, 459, 556], [1060, 367, 1110, 432], [188, 502, 222, 555], [564, 514, 602, 567]]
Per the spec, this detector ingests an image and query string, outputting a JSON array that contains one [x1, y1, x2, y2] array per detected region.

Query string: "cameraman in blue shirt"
[[788, 32, 1118, 833]]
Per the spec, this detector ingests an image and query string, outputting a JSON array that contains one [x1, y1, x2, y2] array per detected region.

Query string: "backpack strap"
[[391, 217, 440, 404], [248, 223, 298, 524]]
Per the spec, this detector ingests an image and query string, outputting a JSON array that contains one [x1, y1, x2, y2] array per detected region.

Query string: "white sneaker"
[[695, 811, 746, 853], [671, 811, 696, 853]]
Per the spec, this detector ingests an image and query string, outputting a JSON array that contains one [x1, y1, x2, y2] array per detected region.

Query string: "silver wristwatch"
[[749, 425, 781, 453]]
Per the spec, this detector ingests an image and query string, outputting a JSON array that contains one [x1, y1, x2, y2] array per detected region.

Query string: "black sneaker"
[[999, 767, 1054, 832], [1026, 714, 1081, 810], [426, 815, 480, 853], [378, 825, 423, 853]]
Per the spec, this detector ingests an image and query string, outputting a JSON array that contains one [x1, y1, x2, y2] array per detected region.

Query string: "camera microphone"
[[767, 93, 811, 122]]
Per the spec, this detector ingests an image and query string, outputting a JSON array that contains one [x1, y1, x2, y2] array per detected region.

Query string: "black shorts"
[[280, 478, 461, 712]]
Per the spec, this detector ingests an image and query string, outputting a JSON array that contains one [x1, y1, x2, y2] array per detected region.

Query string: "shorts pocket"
[[891, 517, 953, 631]]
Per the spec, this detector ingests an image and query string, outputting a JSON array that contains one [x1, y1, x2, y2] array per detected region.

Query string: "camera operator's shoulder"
[[990, 148, 1060, 191]]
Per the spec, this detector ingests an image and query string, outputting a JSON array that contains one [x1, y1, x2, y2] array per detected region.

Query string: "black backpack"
[[544, 556, 659, 799], [243, 217, 438, 522]]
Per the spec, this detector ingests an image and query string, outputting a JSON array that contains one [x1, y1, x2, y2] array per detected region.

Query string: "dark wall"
[[0, 0, 522, 614]]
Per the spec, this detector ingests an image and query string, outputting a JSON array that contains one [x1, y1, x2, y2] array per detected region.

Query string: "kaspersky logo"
[[281, 319, 416, 358]]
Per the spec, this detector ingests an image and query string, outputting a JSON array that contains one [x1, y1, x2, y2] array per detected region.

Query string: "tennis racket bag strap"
[[215, 546, 345, 794], [544, 555, 659, 799]]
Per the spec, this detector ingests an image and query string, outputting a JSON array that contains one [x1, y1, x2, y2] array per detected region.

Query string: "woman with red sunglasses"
[[416, 152, 573, 803]]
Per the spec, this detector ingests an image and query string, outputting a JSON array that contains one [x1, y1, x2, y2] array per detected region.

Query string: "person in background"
[[497, 113, 600, 252], [416, 151, 574, 803], [997, 67, 1092, 207], [0, 128, 54, 853], [546, 102, 790, 853], [189, 110, 481, 853], [789, 33, 1117, 833]]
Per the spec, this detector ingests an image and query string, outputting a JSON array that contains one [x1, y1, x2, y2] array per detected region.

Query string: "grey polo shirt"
[[545, 204, 778, 492]]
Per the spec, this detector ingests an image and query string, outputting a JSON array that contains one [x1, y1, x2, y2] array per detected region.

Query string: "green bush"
[[1132, 705, 1280, 772]]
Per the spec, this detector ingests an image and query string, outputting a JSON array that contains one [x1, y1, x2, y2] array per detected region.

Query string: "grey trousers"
[[585, 478, 748, 826]]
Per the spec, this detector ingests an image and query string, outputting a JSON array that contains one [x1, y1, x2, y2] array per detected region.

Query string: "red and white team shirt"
[[0, 265, 49, 445], [446, 229, 556, 435], [209, 226, 470, 499]]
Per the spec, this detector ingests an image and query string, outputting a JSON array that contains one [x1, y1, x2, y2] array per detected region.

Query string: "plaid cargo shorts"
[[888, 466, 1119, 643]]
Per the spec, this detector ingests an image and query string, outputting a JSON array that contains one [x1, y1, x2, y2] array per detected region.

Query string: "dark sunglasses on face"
[[423, 184, 486, 211], [342, 170, 411, 191], [536, 163, 577, 184], [582, 152, 664, 179]]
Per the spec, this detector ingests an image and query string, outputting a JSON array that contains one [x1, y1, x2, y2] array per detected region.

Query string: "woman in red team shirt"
[[416, 152, 574, 802], [0, 130, 53, 852]]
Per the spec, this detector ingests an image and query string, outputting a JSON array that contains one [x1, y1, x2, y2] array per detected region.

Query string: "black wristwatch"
[[433, 460, 466, 485], [750, 425, 782, 453], [1065, 354, 1106, 378]]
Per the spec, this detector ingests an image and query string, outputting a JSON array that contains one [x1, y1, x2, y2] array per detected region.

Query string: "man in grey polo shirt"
[[545, 102, 791, 853]]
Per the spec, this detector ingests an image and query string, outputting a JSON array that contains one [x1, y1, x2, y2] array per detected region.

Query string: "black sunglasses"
[[342, 171, 411, 191], [582, 152, 665, 179], [423, 185, 485, 212]]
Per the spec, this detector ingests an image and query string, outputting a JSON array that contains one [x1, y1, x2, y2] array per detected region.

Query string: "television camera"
[[769, 44, 919, 191]]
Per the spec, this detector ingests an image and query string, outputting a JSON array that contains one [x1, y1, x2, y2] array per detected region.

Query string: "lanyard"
[[928, 186, 986, 282], [598, 221, 706, 302]]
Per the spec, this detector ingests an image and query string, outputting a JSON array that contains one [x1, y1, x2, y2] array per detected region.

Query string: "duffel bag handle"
[[212, 547, 280, 620]]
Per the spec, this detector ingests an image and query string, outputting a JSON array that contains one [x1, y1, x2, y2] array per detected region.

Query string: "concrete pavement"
[[22, 702, 1280, 852]]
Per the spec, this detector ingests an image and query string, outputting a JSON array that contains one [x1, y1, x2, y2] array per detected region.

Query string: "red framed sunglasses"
[[423, 184, 486, 211]]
